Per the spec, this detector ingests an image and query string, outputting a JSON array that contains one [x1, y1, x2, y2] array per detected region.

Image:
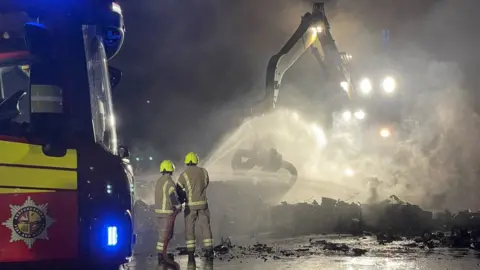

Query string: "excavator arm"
[[253, 2, 353, 115]]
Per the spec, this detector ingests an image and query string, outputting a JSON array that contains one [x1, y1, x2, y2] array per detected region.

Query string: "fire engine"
[[0, 0, 133, 268]]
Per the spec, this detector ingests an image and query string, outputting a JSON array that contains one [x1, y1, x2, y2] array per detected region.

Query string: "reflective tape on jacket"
[[183, 172, 207, 207], [161, 182, 175, 211], [155, 209, 174, 214], [155, 175, 177, 214]]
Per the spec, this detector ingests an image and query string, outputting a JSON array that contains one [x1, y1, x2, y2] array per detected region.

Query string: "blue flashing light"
[[107, 226, 118, 246], [106, 184, 112, 194], [25, 22, 48, 30]]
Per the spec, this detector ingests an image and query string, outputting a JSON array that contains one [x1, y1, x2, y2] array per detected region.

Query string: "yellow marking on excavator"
[[0, 141, 77, 169], [0, 188, 55, 194], [0, 166, 77, 190], [307, 28, 318, 47]]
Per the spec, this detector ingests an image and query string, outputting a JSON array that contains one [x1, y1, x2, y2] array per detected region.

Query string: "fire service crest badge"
[[2, 196, 55, 249]]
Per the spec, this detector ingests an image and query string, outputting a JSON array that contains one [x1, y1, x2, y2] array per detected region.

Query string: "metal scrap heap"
[[133, 194, 480, 255]]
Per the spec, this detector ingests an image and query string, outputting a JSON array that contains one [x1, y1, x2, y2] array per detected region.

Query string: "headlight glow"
[[380, 127, 391, 138], [344, 168, 355, 177], [359, 78, 372, 94], [342, 110, 352, 121], [354, 110, 366, 120], [382, 76, 396, 93]]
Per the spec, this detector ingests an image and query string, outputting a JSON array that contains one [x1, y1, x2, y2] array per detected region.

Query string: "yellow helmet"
[[160, 160, 175, 173], [184, 152, 199, 165]]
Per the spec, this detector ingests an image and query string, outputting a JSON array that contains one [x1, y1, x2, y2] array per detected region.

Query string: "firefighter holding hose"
[[154, 160, 182, 265], [176, 152, 214, 261]]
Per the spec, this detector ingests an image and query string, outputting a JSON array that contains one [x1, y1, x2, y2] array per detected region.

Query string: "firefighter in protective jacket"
[[176, 152, 214, 260], [155, 160, 182, 264]]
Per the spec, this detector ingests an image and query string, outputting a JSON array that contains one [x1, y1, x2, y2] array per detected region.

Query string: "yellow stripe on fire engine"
[[0, 188, 55, 194], [0, 166, 77, 190], [0, 140, 77, 169]]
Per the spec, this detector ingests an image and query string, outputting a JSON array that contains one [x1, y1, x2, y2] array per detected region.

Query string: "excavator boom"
[[253, 2, 353, 115]]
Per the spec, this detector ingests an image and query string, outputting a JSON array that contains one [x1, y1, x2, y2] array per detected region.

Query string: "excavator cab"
[[0, 1, 133, 268]]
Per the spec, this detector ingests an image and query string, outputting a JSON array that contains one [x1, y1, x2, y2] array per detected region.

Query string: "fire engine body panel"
[[0, 140, 78, 262], [0, 0, 133, 267]]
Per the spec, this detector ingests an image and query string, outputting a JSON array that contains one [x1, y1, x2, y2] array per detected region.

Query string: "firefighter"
[[176, 152, 214, 260], [155, 160, 182, 264]]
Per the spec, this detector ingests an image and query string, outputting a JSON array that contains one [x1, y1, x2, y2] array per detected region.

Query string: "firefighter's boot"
[[187, 258, 197, 270], [157, 253, 165, 264], [204, 248, 214, 260], [167, 252, 175, 261], [188, 251, 195, 261]]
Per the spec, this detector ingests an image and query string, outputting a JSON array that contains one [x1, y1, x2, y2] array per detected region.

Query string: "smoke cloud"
[[120, 0, 480, 211]]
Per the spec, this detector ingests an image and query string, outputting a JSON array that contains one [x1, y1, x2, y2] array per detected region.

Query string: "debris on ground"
[[179, 239, 371, 261], [133, 193, 480, 257], [213, 237, 234, 255]]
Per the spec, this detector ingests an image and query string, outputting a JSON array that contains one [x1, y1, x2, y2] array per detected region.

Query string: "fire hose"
[[161, 211, 180, 270]]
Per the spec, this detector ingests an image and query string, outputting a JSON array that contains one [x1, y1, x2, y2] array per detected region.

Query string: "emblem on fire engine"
[[2, 197, 55, 249]]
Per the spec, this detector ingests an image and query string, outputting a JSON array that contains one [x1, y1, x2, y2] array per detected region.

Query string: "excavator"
[[230, 2, 354, 195], [0, 0, 133, 269]]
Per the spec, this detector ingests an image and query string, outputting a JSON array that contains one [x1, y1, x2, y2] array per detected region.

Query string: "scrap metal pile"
[[266, 195, 480, 240], [133, 194, 480, 256]]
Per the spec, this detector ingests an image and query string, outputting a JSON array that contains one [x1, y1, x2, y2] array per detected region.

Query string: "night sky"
[[112, 0, 480, 162]]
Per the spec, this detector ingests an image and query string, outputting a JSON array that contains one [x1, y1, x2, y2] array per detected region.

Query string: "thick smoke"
[[115, 0, 312, 160], [321, 0, 480, 211], [122, 0, 480, 211], [202, 0, 480, 211]]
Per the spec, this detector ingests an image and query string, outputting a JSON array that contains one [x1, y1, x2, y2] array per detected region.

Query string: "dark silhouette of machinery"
[[231, 145, 298, 185], [252, 2, 354, 118], [231, 138, 298, 188], [230, 2, 351, 193]]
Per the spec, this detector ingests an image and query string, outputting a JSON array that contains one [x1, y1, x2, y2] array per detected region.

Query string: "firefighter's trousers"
[[184, 208, 213, 252], [156, 214, 177, 254]]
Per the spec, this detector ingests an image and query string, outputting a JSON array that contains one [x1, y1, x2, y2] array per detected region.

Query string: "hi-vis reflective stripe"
[[188, 201, 206, 206], [183, 173, 206, 207], [0, 188, 55, 194], [155, 209, 173, 214], [156, 242, 164, 251], [183, 173, 193, 203], [158, 181, 177, 213], [203, 238, 213, 247], [186, 240, 196, 249], [31, 96, 63, 102], [0, 140, 77, 191], [31, 85, 63, 113], [161, 181, 169, 211]]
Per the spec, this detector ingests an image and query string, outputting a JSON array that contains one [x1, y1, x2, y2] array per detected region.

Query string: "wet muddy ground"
[[126, 235, 480, 269]]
